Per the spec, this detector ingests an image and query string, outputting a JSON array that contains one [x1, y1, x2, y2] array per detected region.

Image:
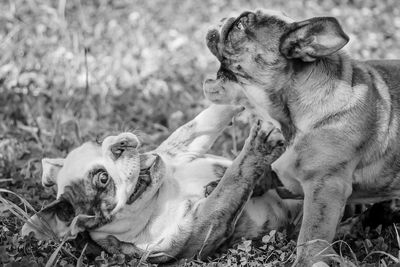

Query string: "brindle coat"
[[204, 9, 400, 266]]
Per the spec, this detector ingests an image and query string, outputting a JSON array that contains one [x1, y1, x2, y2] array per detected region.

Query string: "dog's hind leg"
[[179, 120, 285, 259]]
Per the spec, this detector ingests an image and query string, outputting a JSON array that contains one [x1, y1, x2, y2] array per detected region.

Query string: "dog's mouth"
[[127, 154, 160, 204]]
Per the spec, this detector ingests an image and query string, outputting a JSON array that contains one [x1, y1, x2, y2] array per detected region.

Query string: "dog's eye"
[[95, 171, 109, 187]]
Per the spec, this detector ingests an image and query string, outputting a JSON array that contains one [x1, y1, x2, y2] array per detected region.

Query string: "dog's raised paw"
[[203, 79, 228, 103], [246, 119, 263, 146], [245, 121, 285, 159]]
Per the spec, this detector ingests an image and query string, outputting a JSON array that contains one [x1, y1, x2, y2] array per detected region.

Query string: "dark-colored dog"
[[204, 9, 400, 266]]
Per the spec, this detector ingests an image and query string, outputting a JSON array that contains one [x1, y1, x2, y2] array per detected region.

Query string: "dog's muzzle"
[[102, 133, 141, 214], [206, 11, 256, 60]]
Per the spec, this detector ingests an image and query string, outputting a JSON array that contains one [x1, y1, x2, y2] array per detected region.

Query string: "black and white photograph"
[[1, 0, 400, 266]]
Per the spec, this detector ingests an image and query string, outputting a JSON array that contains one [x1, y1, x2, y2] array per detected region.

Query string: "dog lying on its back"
[[22, 105, 301, 263], [204, 9, 400, 266]]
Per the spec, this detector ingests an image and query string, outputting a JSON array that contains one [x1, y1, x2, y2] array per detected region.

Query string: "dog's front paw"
[[292, 253, 320, 267], [292, 257, 330, 267], [292, 245, 336, 267], [203, 79, 230, 104], [243, 120, 285, 163], [292, 257, 314, 267]]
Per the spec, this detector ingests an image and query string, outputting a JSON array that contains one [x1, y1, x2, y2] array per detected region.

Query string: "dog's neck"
[[89, 177, 179, 245], [263, 51, 352, 141], [290, 51, 352, 91]]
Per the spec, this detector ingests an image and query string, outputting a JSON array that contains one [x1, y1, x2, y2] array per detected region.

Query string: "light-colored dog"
[[204, 9, 400, 266], [22, 105, 301, 263]]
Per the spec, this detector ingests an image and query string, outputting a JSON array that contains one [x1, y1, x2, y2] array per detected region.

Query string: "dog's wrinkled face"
[[204, 9, 349, 105], [21, 132, 165, 240]]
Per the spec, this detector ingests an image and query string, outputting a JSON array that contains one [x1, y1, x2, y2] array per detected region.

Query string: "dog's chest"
[[138, 197, 195, 249], [171, 154, 231, 194], [241, 84, 282, 128], [129, 155, 233, 250]]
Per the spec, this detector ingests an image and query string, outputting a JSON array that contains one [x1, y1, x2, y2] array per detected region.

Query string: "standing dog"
[[204, 9, 400, 266], [22, 105, 300, 263]]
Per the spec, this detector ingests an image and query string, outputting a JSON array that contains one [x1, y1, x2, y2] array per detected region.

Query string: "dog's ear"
[[280, 17, 349, 62], [42, 158, 64, 187], [21, 199, 82, 240]]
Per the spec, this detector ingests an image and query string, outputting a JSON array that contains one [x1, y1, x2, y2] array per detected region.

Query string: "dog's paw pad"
[[203, 80, 228, 103], [249, 121, 283, 147], [204, 180, 219, 197]]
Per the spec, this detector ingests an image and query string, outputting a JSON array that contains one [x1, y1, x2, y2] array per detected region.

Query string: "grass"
[[1, 0, 400, 266]]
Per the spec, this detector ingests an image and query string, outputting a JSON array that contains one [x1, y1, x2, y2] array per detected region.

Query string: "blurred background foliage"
[[1, 0, 400, 266]]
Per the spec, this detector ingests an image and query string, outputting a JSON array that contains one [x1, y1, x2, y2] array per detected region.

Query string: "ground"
[[1, 0, 400, 266]]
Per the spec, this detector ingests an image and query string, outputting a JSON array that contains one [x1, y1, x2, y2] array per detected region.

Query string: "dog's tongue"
[[139, 153, 158, 186], [139, 153, 157, 169]]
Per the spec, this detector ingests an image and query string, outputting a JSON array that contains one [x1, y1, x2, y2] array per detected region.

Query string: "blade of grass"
[[0, 188, 38, 213], [0, 190, 58, 240], [363, 251, 399, 263], [76, 243, 88, 267], [0, 196, 57, 240], [45, 235, 69, 267], [393, 223, 400, 261]]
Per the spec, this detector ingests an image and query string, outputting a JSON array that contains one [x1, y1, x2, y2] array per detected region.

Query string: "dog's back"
[[365, 60, 400, 94]]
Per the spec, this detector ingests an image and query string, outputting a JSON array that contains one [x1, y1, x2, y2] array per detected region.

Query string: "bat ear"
[[21, 199, 78, 240], [280, 17, 349, 62], [41, 158, 64, 187]]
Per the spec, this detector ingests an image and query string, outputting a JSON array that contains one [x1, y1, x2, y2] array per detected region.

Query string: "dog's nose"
[[109, 133, 140, 159], [206, 29, 221, 60]]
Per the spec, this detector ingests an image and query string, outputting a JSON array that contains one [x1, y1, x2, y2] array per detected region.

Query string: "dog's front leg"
[[156, 104, 244, 155], [273, 133, 356, 266], [180, 121, 285, 259], [294, 171, 352, 266]]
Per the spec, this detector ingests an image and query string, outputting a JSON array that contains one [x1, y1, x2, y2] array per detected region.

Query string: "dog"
[[21, 104, 301, 263], [203, 9, 400, 266]]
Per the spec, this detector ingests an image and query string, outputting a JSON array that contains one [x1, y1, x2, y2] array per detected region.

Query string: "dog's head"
[[204, 9, 349, 104], [21, 132, 164, 240]]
